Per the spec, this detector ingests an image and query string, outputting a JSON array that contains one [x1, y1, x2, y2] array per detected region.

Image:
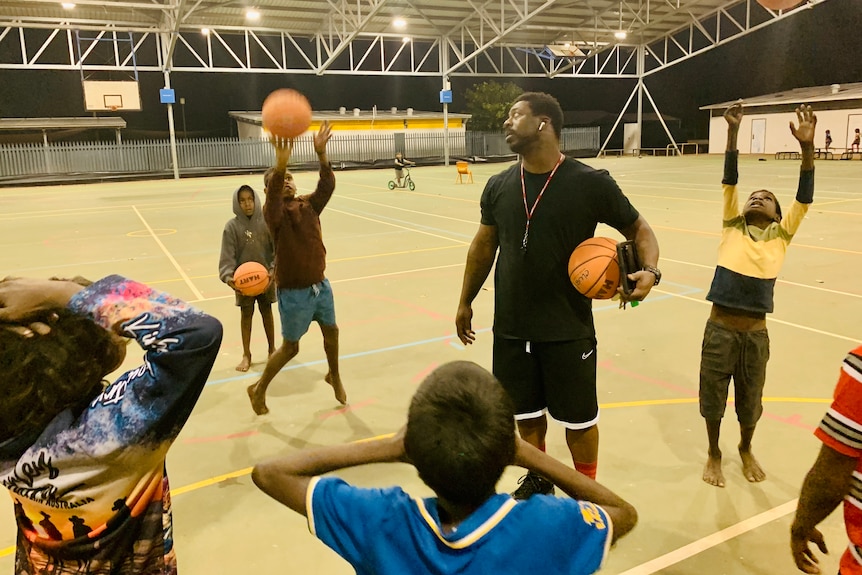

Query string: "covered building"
[[702, 83, 862, 154]]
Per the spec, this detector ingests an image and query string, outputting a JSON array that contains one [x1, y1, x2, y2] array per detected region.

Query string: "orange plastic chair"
[[455, 161, 473, 184]]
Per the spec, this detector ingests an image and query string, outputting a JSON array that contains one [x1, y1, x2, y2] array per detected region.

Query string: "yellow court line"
[[814, 208, 862, 216], [170, 467, 254, 497], [0, 397, 830, 559], [813, 198, 862, 207]]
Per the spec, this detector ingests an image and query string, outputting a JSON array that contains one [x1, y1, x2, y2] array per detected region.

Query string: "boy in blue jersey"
[[253, 361, 637, 575], [700, 103, 816, 488]]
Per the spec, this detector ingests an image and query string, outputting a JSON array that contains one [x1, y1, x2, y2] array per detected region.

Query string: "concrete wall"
[[708, 108, 862, 153]]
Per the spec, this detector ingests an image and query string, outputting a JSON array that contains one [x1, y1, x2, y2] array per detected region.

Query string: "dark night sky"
[[0, 0, 859, 145]]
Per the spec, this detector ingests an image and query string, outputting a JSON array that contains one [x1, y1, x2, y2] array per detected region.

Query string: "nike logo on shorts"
[[582, 349, 595, 360]]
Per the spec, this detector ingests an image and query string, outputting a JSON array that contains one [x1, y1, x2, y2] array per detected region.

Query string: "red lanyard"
[[520, 153, 565, 252]]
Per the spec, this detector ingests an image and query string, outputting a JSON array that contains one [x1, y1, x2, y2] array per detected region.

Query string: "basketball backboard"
[[82, 80, 141, 112]]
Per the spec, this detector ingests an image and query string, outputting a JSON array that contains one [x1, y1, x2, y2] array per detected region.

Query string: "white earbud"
[[538, 121, 546, 132]]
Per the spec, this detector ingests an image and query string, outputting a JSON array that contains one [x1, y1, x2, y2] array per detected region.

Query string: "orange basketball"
[[568, 237, 620, 300], [261, 89, 313, 139], [756, 0, 802, 9], [234, 261, 270, 297]]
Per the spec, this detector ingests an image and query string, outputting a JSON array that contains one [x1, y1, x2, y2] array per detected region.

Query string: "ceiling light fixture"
[[245, 9, 260, 20], [402, 36, 411, 43], [201, 28, 210, 35], [61, 2, 76, 8], [393, 17, 407, 29], [615, 2, 626, 41]]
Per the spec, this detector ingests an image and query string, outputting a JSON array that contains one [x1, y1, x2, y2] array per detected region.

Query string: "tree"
[[464, 81, 523, 131]]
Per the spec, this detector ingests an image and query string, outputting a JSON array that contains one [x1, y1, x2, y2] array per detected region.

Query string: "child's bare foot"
[[703, 454, 725, 487], [247, 383, 269, 415], [236, 355, 252, 372], [740, 448, 766, 482], [325, 372, 347, 405]]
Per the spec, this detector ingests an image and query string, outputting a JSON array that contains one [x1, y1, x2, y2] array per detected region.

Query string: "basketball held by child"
[[234, 262, 270, 297], [568, 237, 620, 300], [261, 89, 313, 139]]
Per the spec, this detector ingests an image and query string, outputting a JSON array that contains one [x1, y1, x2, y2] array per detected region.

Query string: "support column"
[[160, 32, 180, 180], [636, 46, 644, 156], [441, 43, 450, 166], [163, 70, 180, 180]]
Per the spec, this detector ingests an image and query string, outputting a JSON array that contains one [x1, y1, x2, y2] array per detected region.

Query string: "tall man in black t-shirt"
[[455, 92, 661, 498]]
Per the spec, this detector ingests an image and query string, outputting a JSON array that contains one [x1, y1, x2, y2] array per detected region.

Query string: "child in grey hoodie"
[[219, 184, 276, 372]]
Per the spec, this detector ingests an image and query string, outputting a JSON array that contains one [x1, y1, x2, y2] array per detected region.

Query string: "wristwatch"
[[643, 265, 662, 286]]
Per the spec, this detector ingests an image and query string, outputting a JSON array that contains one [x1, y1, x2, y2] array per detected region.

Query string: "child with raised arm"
[[247, 121, 347, 415], [218, 184, 276, 372], [252, 361, 637, 575], [700, 103, 816, 488], [0, 275, 222, 573]]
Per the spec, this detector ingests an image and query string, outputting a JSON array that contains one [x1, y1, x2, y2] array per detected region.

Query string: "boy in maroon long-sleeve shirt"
[[247, 121, 347, 415]]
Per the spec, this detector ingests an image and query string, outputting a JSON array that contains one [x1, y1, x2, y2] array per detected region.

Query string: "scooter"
[[388, 167, 416, 190]]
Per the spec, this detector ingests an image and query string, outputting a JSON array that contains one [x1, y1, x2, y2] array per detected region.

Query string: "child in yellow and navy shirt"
[[700, 103, 816, 489]]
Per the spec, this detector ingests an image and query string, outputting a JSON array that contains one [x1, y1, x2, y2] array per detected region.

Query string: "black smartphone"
[[617, 240, 641, 296]]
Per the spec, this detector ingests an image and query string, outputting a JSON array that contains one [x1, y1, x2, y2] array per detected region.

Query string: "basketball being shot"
[[262, 89, 313, 139]]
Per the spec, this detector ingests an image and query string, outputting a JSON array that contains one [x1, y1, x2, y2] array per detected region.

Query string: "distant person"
[[455, 91, 660, 498], [219, 184, 277, 372], [790, 346, 862, 575], [700, 103, 816, 488], [852, 128, 860, 153], [393, 152, 414, 187], [247, 120, 347, 415], [252, 361, 638, 575], [824, 129, 832, 151], [0, 274, 222, 574]]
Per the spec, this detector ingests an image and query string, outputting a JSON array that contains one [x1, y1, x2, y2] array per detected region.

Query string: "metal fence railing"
[[0, 127, 599, 180], [465, 127, 600, 157]]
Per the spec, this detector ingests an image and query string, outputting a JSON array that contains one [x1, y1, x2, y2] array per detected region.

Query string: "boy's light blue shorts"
[[277, 279, 337, 342]]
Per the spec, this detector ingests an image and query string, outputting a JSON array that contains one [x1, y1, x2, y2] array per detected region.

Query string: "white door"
[[750, 119, 766, 154], [623, 123, 640, 155]]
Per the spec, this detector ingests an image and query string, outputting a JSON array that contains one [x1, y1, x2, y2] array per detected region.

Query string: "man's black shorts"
[[493, 335, 598, 429]]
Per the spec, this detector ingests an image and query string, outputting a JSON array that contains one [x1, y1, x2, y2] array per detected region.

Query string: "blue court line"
[[205, 283, 704, 387]]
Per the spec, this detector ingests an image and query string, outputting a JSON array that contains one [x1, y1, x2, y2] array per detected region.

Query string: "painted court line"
[[661, 257, 862, 299], [188, 262, 466, 303], [339, 195, 478, 225], [326, 207, 468, 245], [131, 206, 204, 300], [616, 499, 798, 575], [655, 290, 862, 344]]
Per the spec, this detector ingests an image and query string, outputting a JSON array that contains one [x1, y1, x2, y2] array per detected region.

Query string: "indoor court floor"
[[0, 153, 859, 574]]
